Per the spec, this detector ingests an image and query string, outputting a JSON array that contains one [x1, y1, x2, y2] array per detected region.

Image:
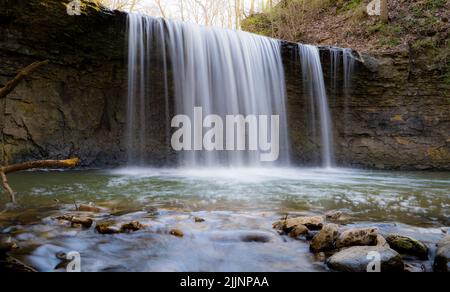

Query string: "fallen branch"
[[0, 158, 80, 203], [0, 60, 49, 99]]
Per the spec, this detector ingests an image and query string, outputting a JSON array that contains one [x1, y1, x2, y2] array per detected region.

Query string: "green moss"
[[379, 37, 401, 48], [241, 13, 273, 37]]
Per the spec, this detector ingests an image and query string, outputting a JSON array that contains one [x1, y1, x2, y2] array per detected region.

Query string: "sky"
[[115, 0, 267, 28]]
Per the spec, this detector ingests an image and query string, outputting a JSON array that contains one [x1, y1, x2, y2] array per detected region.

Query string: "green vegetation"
[[242, 0, 449, 80]]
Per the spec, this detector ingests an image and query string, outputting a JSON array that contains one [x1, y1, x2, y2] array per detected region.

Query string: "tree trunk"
[[0, 158, 80, 203], [380, 0, 388, 23]]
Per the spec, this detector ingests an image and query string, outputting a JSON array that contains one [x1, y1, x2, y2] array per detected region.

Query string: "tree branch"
[[0, 60, 49, 99]]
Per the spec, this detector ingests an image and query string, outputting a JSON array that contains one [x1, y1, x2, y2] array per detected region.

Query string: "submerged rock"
[[194, 217, 205, 223], [170, 229, 184, 238], [310, 224, 339, 252], [96, 221, 145, 234], [327, 246, 404, 272], [404, 263, 426, 273], [120, 221, 144, 233], [385, 234, 428, 259], [0, 256, 37, 272], [434, 235, 450, 272], [274, 215, 324, 232], [240, 233, 272, 243], [77, 204, 103, 213], [57, 215, 93, 228], [324, 211, 352, 223], [0, 241, 18, 257], [336, 227, 378, 248], [96, 222, 121, 235]]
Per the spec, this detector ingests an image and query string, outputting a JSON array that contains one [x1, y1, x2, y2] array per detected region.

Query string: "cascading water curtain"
[[299, 44, 335, 168], [127, 14, 291, 168]]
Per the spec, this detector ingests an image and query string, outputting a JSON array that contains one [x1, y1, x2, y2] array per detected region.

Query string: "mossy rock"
[[385, 234, 429, 260]]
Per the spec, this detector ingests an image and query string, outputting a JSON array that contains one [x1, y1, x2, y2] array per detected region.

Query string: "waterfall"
[[127, 14, 290, 167], [299, 44, 335, 168]]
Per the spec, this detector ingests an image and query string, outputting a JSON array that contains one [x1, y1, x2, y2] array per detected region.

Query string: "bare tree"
[[154, 0, 168, 18], [95, 0, 143, 12], [380, 0, 388, 23]]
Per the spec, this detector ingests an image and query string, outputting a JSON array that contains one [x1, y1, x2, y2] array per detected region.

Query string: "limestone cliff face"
[[0, 0, 449, 170], [283, 45, 450, 170], [0, 0, 129, 166]]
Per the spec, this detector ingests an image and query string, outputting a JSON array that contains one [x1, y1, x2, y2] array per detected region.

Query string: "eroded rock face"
[[336, 227, 378, 248], [0, 0, 169, 166], [327, 246, 404, 272], [385, 234, 428, 259], [434, 235, 450, 272], [282, 44, 450, 170]]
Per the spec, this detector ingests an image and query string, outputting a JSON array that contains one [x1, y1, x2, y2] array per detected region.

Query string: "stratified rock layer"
[[1, 0, 449, 169]]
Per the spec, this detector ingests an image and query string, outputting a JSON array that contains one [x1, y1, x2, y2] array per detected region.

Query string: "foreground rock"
[[95, 221, 145, 235], [434, 235, 450, 272], [77, 204, 103, 213], [0, 256, 37, 272], [273, 216, 324, 233], [194, 217, 205, 223], [121, 221, 145, 233], [376, 235, 389, 247], [288, 225, 310, 239], [385, 234, 428, 259], [0, 241, 18, 257], [336, 227, 378, 248], [170, 229, 184, 237], [57, 215, 93, 228], [310, 224, 339, 252], [96, 222, 121, 235], [327, 246, 404, 272]]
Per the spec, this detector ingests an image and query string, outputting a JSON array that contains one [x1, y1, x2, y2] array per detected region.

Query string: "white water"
[[299, 44, 335, 167], [127, 15, 355, 168], [127, 14, 290, 167], [166, 21, 291, 167], [127, 15, 169, 165]]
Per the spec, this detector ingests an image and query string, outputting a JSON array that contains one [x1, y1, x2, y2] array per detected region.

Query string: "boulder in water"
[[170, 229, 184, 238], [273, 215, 324, 232], [120, 221, 145, 233], [336, 227, 378, 248], [385, 234, 428, 259], [194, 217, 205, 223], [77, 203, 103, 213], [56, 215, 93, 228], [310, 223, 339, 252], [434, 235, 450, 272], [327, 246, 404, 272]]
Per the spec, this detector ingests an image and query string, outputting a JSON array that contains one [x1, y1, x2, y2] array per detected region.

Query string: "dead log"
[[0, 158, 80, 203], [0, 60, 49, 99]]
